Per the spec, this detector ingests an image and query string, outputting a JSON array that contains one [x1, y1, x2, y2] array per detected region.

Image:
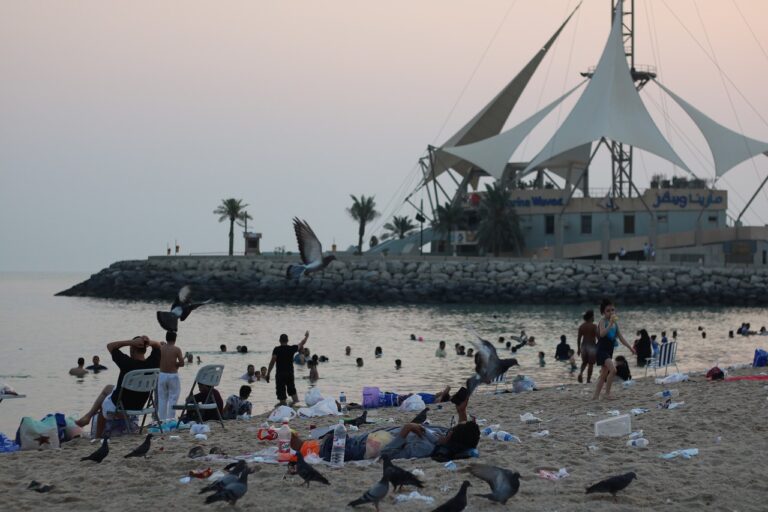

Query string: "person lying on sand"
[[290, 390, 479, 463]]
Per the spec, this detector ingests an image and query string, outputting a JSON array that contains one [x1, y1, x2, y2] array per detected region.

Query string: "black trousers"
[[275, 372, 297, 401]]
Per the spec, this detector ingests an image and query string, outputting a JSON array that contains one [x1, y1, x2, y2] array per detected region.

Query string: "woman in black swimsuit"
[[593, 299, 635, 400]]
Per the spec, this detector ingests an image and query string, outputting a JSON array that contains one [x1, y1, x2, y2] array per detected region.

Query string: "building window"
[[581, 215, 592, 234], [545, 215, 555, 235], [623, 214, 635, 234]]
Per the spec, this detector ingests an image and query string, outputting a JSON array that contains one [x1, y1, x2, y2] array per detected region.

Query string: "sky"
[[2, 0, 768, 272]]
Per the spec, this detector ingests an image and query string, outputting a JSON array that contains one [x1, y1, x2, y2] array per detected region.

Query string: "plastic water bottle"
[[330, 421, 347, 467], [339, 392, 348, 415], [626, 438, 649, 448], [629, 430, 644, 440], [277, 419, 292, 462], [654, 389, 680, 399], [493, 431, 519, 442]]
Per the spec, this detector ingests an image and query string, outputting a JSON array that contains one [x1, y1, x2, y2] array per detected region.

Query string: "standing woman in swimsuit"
[[593, 298, 635, 400]]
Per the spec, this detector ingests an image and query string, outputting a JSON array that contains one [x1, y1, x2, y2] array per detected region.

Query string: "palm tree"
[[476, 183, 524, 256], [347, 194, 379, 254], [432, 201, 466, 256], [213, 198, 252, 256], [383, 215, 416, 240]]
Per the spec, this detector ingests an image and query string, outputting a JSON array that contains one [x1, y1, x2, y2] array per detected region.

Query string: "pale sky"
[[2, 1, 768, 272]]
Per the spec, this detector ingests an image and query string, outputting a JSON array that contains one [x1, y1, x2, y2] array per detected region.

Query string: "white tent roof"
[[523, 0, 690, 175], [429, 4, 581, 181], [439, 82, 585, 180], [533, 143, 592, 184], [654, 80, 768, 178]]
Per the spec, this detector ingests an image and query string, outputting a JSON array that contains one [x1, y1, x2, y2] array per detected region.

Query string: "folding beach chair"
[[174, 364, 225, 429], [112, 368, 162, 434], [645, 341, 680, 377]]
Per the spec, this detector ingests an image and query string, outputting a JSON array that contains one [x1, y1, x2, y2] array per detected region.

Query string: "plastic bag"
[[513, 376, 536, 393], [297, 398, 342, 418], [399, 394, 426, 412], [655, 373, 689, 385], [305, 388, 324, 407], [268, 405, 298, 422]]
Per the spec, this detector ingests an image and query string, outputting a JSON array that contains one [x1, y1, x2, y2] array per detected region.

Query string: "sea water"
[[0, 272, 764, 435]]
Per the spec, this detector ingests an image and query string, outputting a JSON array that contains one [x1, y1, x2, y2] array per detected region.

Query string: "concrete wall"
[[57, 255, 768, 306]]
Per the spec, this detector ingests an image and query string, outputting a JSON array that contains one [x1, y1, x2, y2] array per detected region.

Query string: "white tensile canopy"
[[654, 80, 768, 178], [439, 82, 585, 180], [429, 4, 581, 182], [523, 0, 690, 175]]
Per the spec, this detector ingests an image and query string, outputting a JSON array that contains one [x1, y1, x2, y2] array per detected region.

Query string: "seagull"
[[200, 460, 248, 494], [410, 407, 429, 425], [431, 480, 471, 512], [286, 218, 336, 280], [348, 475, 389, 512], [465, 326, 519, 396], [381, 454, 423, 491], [585, 472, 637, 502], [80, 436, 109, 463], [286, 452, 330, 487], [204, 468, 249, 506], [468, 463, 520, 504], [124, 433, 153, 458], [156, 285, 211, 332]]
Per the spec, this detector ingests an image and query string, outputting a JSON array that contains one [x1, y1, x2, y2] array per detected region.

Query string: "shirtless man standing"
[[158, 331, 185, 421]]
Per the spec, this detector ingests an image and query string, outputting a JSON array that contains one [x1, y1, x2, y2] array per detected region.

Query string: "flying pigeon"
[[381, 454, 423, 491], [200, 460, 248, 494], [465, 326, 519, 395], [287, 452, 330, 487], [204, 468, 249, 506], [80, 436, 109, 463], [156, 285, 211, 332], [468, 463, 520, 504], [348, 475, 389, 512], [410, 407, 429, 425], [286, 218, 336, 280], [431, 480, 471, 512], [347, 410, 370, 428], [124, 433, 152, 458], [585, 472, 637, 502]]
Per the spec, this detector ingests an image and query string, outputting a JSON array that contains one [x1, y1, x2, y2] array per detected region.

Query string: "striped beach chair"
[[645, 341, 680, 377]]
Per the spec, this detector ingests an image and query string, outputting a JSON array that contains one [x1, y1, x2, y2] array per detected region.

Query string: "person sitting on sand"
[[538, 352, 546, 367], [291, 390, 478, 463], [614, 355, 632, 381], [179, 383, 224, 423], [75, 335, 162, 435], [554, 335, 571, 361], [435, 341, 447, 358], [85, 355, 108, 373], [241, 364, 260, 383], [223, 385, 252, 420], [69, 358, 88, 378]]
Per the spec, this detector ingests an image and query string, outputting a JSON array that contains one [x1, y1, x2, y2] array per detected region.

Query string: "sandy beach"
[[2, 365, 767, 512]]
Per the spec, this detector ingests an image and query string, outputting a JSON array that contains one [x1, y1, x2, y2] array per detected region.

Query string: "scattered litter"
[[660, 448, 699, 460], [188, 468, 213, 479], [622, 380, 636, 388], [190, 424, 211, 435], [587, 444, 599, 452], [657, 401, 685, 410], [491, 431, 521, 442], [655, 373, 689, 385], [411, 469, 425, 477], [713, 436, 722, 444], [179, 476, 191, 484], [169, 435, 180, 440], [628, 430, 644, 439], [443, 461, 457, 471], [475, 419, 488, 426], [394, 491, 435, 505], [586, 412, 597, 417], [194, 434, 208, 441], [606, 410, 621, 416], [348, 425, 359, 432], [481, 425, 501, 437], [520, 413, 541, 424], [207, 470, 226, 481], [630, 408, 650, 416], [531, 430, 550, 438], [537, 468, 569, 480], [594, 414, 631, 437]]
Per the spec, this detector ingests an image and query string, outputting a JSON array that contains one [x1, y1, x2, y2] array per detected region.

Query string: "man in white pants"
[[158, 331, 184, 421]]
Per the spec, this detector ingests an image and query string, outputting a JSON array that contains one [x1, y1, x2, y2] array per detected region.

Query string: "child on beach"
[[223, 385, 252, 419], [158, 331, 184, 421], [538, 352, 546, 367], [567, 349, 577, 373]]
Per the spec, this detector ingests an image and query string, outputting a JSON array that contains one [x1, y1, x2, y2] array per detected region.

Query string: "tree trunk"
[[228, 218, 235, 256], [357, 221, 365, 255]]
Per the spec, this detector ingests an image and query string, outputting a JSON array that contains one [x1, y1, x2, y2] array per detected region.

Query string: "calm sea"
[[0, 272, 763, 435]]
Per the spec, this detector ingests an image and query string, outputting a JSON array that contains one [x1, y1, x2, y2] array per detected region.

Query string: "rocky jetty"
[[56, 256, 768, 305]]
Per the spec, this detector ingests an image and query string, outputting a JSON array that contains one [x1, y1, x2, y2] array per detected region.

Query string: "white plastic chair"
[[113, 368, 162, 434], [644, 341, 680, 377], [174, 364, 225, 429]]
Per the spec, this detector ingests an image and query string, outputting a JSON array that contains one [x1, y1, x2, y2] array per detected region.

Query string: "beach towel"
[[724, 375, 768, 382]]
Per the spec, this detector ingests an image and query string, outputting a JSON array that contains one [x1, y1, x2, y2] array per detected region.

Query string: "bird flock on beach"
[[69, 218, 640, 509]]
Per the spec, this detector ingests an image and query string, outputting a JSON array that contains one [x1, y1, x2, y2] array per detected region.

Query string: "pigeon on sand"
[[431, 480, 471, 512], [124, 433, 152, 458], [204, 468, 249, 506], [468, 463, 520, 504], [381, 454, 423, 491], [287, 452, 330, 487], [80, 436, 109, 463], [200, 460, 248, 494], [585, 472, 637, 502], [348, 475, 389, 512]]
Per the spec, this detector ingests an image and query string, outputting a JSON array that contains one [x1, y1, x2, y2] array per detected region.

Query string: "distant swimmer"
[[374, 346, 383, 358], [395, 359, 402, 370], [356, 357, 364, 368], [69, 358, 88, 378], [156, 285, 211, 332], [86, 355, 108, 373], [285, 218, 336, 280], [220, 344, 227, 352], [345, 346, 352, 356]]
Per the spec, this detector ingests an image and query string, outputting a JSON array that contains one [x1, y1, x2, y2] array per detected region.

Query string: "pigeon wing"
[[177, 285, 192, 304], [293, 218, 323, 265]]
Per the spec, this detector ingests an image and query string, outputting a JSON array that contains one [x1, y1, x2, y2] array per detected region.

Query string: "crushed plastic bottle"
[[628, 430, 644, 439], [654, 389, 680, 399], [492, 431, 521, 442], [626, 438, 649, 448]]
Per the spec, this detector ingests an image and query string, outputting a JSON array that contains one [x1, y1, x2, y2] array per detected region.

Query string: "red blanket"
[[724, 375, 768, 382]]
